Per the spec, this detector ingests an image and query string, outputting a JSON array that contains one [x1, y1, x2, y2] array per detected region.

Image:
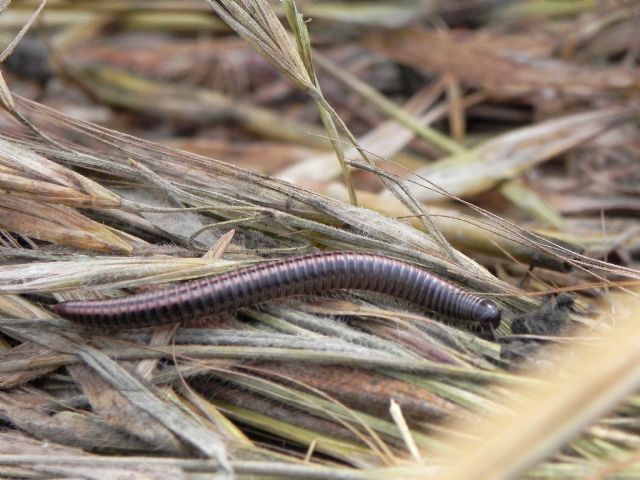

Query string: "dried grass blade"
[[0, 296, 68, 389], [0, 257, 237, 294], [0, 0, 47, 62], [206, 0, 463, 255], [77, 345, 231, 473], [0, 194, 132, 254], [212, 399, 380, 467], [390, 107, 633, 201], [0, 341, 57, 390], [0, 432, 182, 479], [367, 28, 640, 98], [68, 364, 185, 453], [0, 137, 121, 205], [6, 95, 509, 296], [278, 80, 448, 183], [0, 390, 148, 451]]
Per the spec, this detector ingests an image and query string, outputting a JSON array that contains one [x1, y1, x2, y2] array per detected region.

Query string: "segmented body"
[[53, 252, 501, 329]]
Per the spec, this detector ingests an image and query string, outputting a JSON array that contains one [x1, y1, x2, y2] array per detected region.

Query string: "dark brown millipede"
[[53, 251, 501, 329]]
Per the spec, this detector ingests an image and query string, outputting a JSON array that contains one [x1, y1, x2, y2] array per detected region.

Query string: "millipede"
[[53, 251, 501, 329]]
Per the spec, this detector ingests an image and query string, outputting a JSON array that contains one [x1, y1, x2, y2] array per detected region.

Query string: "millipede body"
[[53, 252, 501, 329]]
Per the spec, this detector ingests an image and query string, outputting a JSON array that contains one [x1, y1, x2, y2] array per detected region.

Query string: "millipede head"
[[476, 299, 501, 328]]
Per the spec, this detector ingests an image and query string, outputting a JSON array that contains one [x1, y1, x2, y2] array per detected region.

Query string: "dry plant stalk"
[[204, 0, 358, 205], [204, 0, 458, 258]]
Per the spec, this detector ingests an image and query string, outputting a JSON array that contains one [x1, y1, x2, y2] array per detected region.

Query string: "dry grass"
[[1, 1, 640, 479]]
